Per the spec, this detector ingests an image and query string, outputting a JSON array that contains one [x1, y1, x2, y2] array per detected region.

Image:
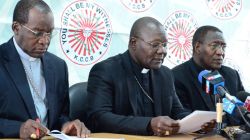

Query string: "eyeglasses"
[[134, 37, 168, 50], [207, 41, 227, 51], [21, 24, 57, 38]]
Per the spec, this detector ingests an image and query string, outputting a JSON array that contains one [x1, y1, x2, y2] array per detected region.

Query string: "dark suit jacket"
[[86, 51, 189, 135], [172, 58, 245, 125], [0, 38, 70, 137]]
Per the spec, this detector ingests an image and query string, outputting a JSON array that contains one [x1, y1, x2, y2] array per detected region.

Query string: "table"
[[88, 133, 226, 140], [1, 133, 227, 140]]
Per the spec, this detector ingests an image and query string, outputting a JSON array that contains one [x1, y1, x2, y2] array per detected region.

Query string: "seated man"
[[172, 25, 245, 125], [0, 0, 90, 139], [86, 17, 214, 136]]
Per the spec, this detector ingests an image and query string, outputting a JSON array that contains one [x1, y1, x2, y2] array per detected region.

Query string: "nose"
[[38, 35, 50, 45], [215, 46, 225, 56], [156, 45, 167, 55]]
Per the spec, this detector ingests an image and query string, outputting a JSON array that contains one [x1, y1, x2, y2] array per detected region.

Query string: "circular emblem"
[[120, 0, 156, 13], [206, 0, 242, 20], [60, 0, 112, 65], [163, 10, 199, 65]]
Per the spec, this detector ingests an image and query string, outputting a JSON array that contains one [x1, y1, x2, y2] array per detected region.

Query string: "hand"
[[150, 116, 180, 136], [19, 119, 48, 139], [200, 119, 216, 133], [61, 119, 90, 138]]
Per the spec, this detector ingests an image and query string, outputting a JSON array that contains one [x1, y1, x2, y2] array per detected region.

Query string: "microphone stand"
[[193, 95, 228, 140], [216, 96, 223, 134]]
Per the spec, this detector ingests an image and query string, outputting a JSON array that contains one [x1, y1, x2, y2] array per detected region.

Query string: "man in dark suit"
[[0, 0, 90, 139], [86, 17, 214, 136], [172, 25, 245, 125]]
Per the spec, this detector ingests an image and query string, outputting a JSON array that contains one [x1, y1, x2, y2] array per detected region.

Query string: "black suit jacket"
[[0, 38, 70, 137], [86, 51, 188, 135], [172, 59, 245, 125]]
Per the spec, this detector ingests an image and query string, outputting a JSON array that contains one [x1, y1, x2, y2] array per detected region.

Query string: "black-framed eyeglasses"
[[21, 24, 57, 38], [134, 36, 168, 50]]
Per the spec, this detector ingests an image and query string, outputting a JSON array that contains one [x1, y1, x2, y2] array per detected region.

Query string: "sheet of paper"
[[48, 130, 125, 140], [178, 110, 217, 133]]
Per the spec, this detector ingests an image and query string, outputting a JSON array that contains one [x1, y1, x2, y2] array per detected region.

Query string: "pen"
[[35, 118, 40, 138]]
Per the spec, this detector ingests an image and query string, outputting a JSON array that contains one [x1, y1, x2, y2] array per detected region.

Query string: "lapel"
[[127, 74, 138, 115], [188, 59, 215, 110], [121, 51, 163, 115], [2, 38, 37, 119], [121, 51, 138, 115], [41, 53, 56, 129], [150, 70, 162, 116]]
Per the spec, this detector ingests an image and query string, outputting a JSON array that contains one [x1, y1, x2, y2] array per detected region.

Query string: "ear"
[[194, 42, 201, 54], [129, 37, 137, 50], [12, 21, 21, 35]]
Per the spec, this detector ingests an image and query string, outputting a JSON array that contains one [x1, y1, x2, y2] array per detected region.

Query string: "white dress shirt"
[[13, 38, 48, 126]]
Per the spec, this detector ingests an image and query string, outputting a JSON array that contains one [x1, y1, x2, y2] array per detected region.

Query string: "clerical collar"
[[128, 52, 150, 76], [141, 68, 149, 74], [13, 37, 37, 62]]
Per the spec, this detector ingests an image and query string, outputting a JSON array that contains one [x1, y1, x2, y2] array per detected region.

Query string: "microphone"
[[223, 97, 244, 115], [198, 70, 250, 135], [198, 70, 210, 83], [224, 92, 250, 138], [198, 70, 225, 133], [198, 70, 244, 115], [198, 70, 243, 104], [198, 70, 210, 94], [198, 70, 225, 95], [216, 86, 244, 115], [237, 91, 250, 112], [217, 86, 244, 106]]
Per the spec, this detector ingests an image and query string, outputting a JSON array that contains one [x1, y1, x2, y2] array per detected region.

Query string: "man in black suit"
[[86, 17, 214, 136], [0, 0, 90, 139], [172, 25, 245, 125]]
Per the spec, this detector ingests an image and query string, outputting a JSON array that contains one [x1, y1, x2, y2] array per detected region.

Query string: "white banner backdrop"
[[0, 0, 249, 92]]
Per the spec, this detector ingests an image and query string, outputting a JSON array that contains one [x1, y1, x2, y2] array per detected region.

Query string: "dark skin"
[[13, 7, 53, 58], [19, 119, 48, 139], [200, 120, 216, 132], [13, 7, 90, 139], [150, 116, 179, 136], [193, 31, 226, 70], [129, 22, 167, 70], [192, 30, 224, 133], [129, 18, 216, 136], [129, 20, 177, 136]]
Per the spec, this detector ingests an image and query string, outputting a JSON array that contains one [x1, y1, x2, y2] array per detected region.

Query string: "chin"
[[212, 65, 222, 70], [32, 53, 44, 58], [150, 64, 162, 69]]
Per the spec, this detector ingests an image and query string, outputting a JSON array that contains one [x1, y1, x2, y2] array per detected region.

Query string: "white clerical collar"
[[141, 68, 149, 74], [13, 38, 37, 62]]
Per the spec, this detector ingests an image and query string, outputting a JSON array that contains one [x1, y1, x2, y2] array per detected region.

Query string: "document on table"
[[48, 130, 125, 140], [178, 110, 217, 133]]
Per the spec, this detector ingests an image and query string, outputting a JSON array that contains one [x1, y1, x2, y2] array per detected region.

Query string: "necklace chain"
[[134, 76, 154, 103], [22, 62, 48, 124], [22, 63, 45, 103]]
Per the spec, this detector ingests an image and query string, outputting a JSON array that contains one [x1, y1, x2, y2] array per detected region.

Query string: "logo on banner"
[[163, 10, 199, 65], [60, 0, 112, 65], [120, 0, 156, 12], [206, 0, 242, 20]]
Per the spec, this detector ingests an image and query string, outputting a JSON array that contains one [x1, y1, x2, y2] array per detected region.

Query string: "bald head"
[[129, 17, 164, 39], [128, 17, 167, 69], [13, 0, 52, 24]]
